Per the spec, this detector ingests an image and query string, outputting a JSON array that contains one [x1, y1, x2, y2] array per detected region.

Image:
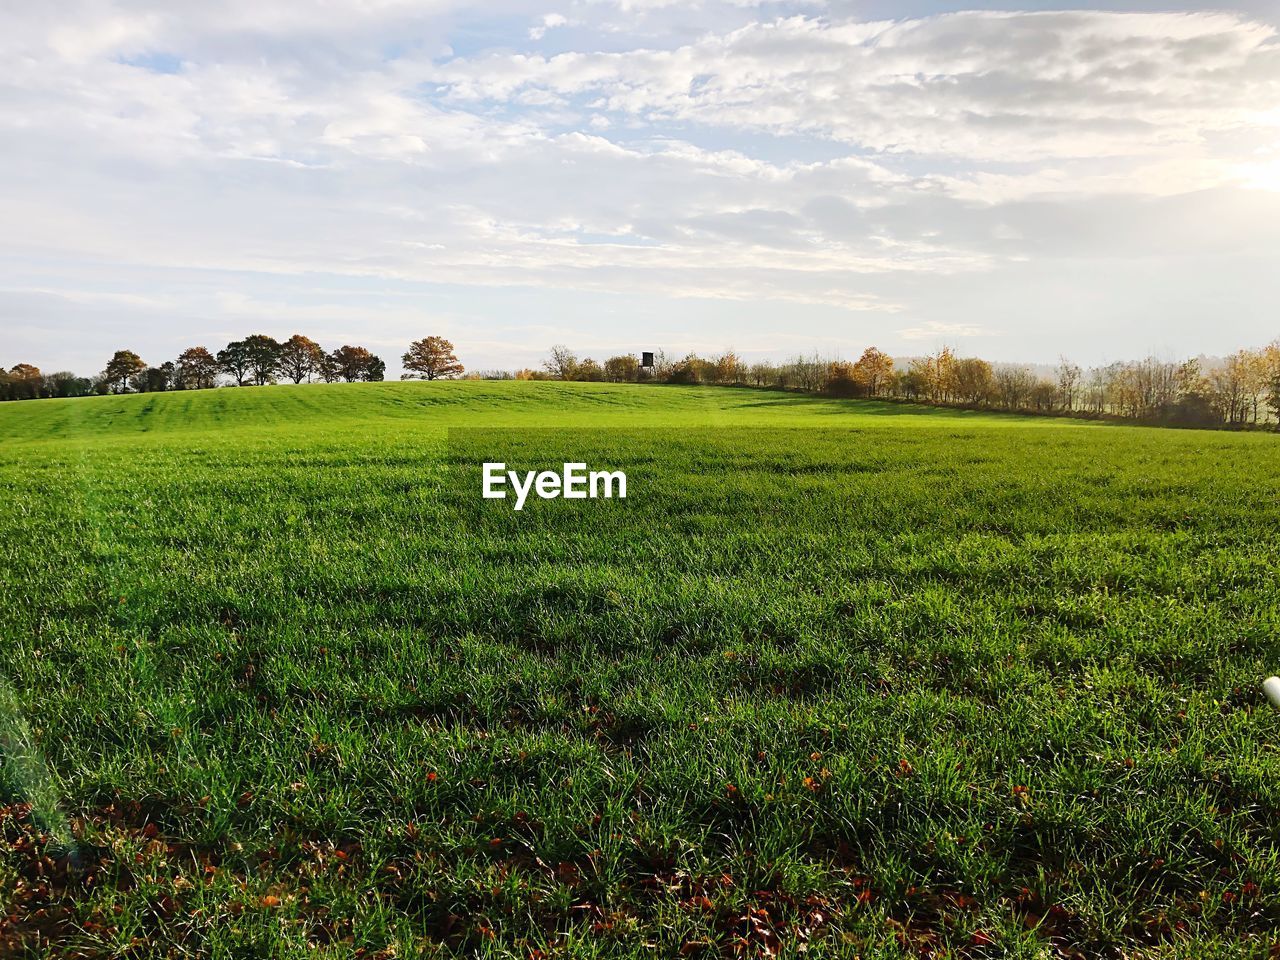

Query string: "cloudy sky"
[[2, 1, 1279, 378]]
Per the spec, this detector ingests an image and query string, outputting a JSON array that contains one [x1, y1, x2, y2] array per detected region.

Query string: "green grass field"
[[3, 381, 1280, 958]]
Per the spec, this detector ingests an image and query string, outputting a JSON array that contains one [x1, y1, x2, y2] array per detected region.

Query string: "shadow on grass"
[[714, 388, 1084, 424]]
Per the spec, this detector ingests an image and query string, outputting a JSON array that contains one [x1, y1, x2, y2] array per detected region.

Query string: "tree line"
[[1, 336, 464, 400], [9, 331, 1280, 429], [515, 342, 1280, 429]]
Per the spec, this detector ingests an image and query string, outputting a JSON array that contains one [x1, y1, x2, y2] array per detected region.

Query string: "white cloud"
[[530, 12, 570, 39], [898, 320, 994, 341], [1, 3, 1279, 373], [430, 11, 1280, 162]]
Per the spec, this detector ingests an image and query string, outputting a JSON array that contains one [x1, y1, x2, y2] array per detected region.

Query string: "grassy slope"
[[0, 380, 1069, 443], [2, 382, 1280, 958]]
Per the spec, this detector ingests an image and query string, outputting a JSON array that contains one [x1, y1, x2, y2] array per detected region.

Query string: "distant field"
[[3, 381, 1280, 958]]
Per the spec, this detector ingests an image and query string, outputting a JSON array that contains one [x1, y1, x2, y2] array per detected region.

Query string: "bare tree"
[[544, 345, 579, 380], [1056, 358, 1082, 411], [994, 365, 1036, 410]]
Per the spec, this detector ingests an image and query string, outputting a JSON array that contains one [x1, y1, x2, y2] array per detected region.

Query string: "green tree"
[[7, 364, 44, 400], [1267, 375, 1280, 427], [402, 336, 464, 380], [575, 358, 605, 381], [329, 345, 376, 382], [104, 350, 146, 394], [217, 341, 252, 387], [43, 371, 92, 398], [316, 352, 340, 383], [668, 354, 711, 385], [604, 355, 639, 382], [177, 347, 220, 389], [243, 334, 282, 386], [133, 363, 175, 393], [1265, 342, 1280, 422], [279, 334, 324, 384]]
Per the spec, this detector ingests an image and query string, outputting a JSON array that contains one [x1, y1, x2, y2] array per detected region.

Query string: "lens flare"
[[0, 676, 73, 850]]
